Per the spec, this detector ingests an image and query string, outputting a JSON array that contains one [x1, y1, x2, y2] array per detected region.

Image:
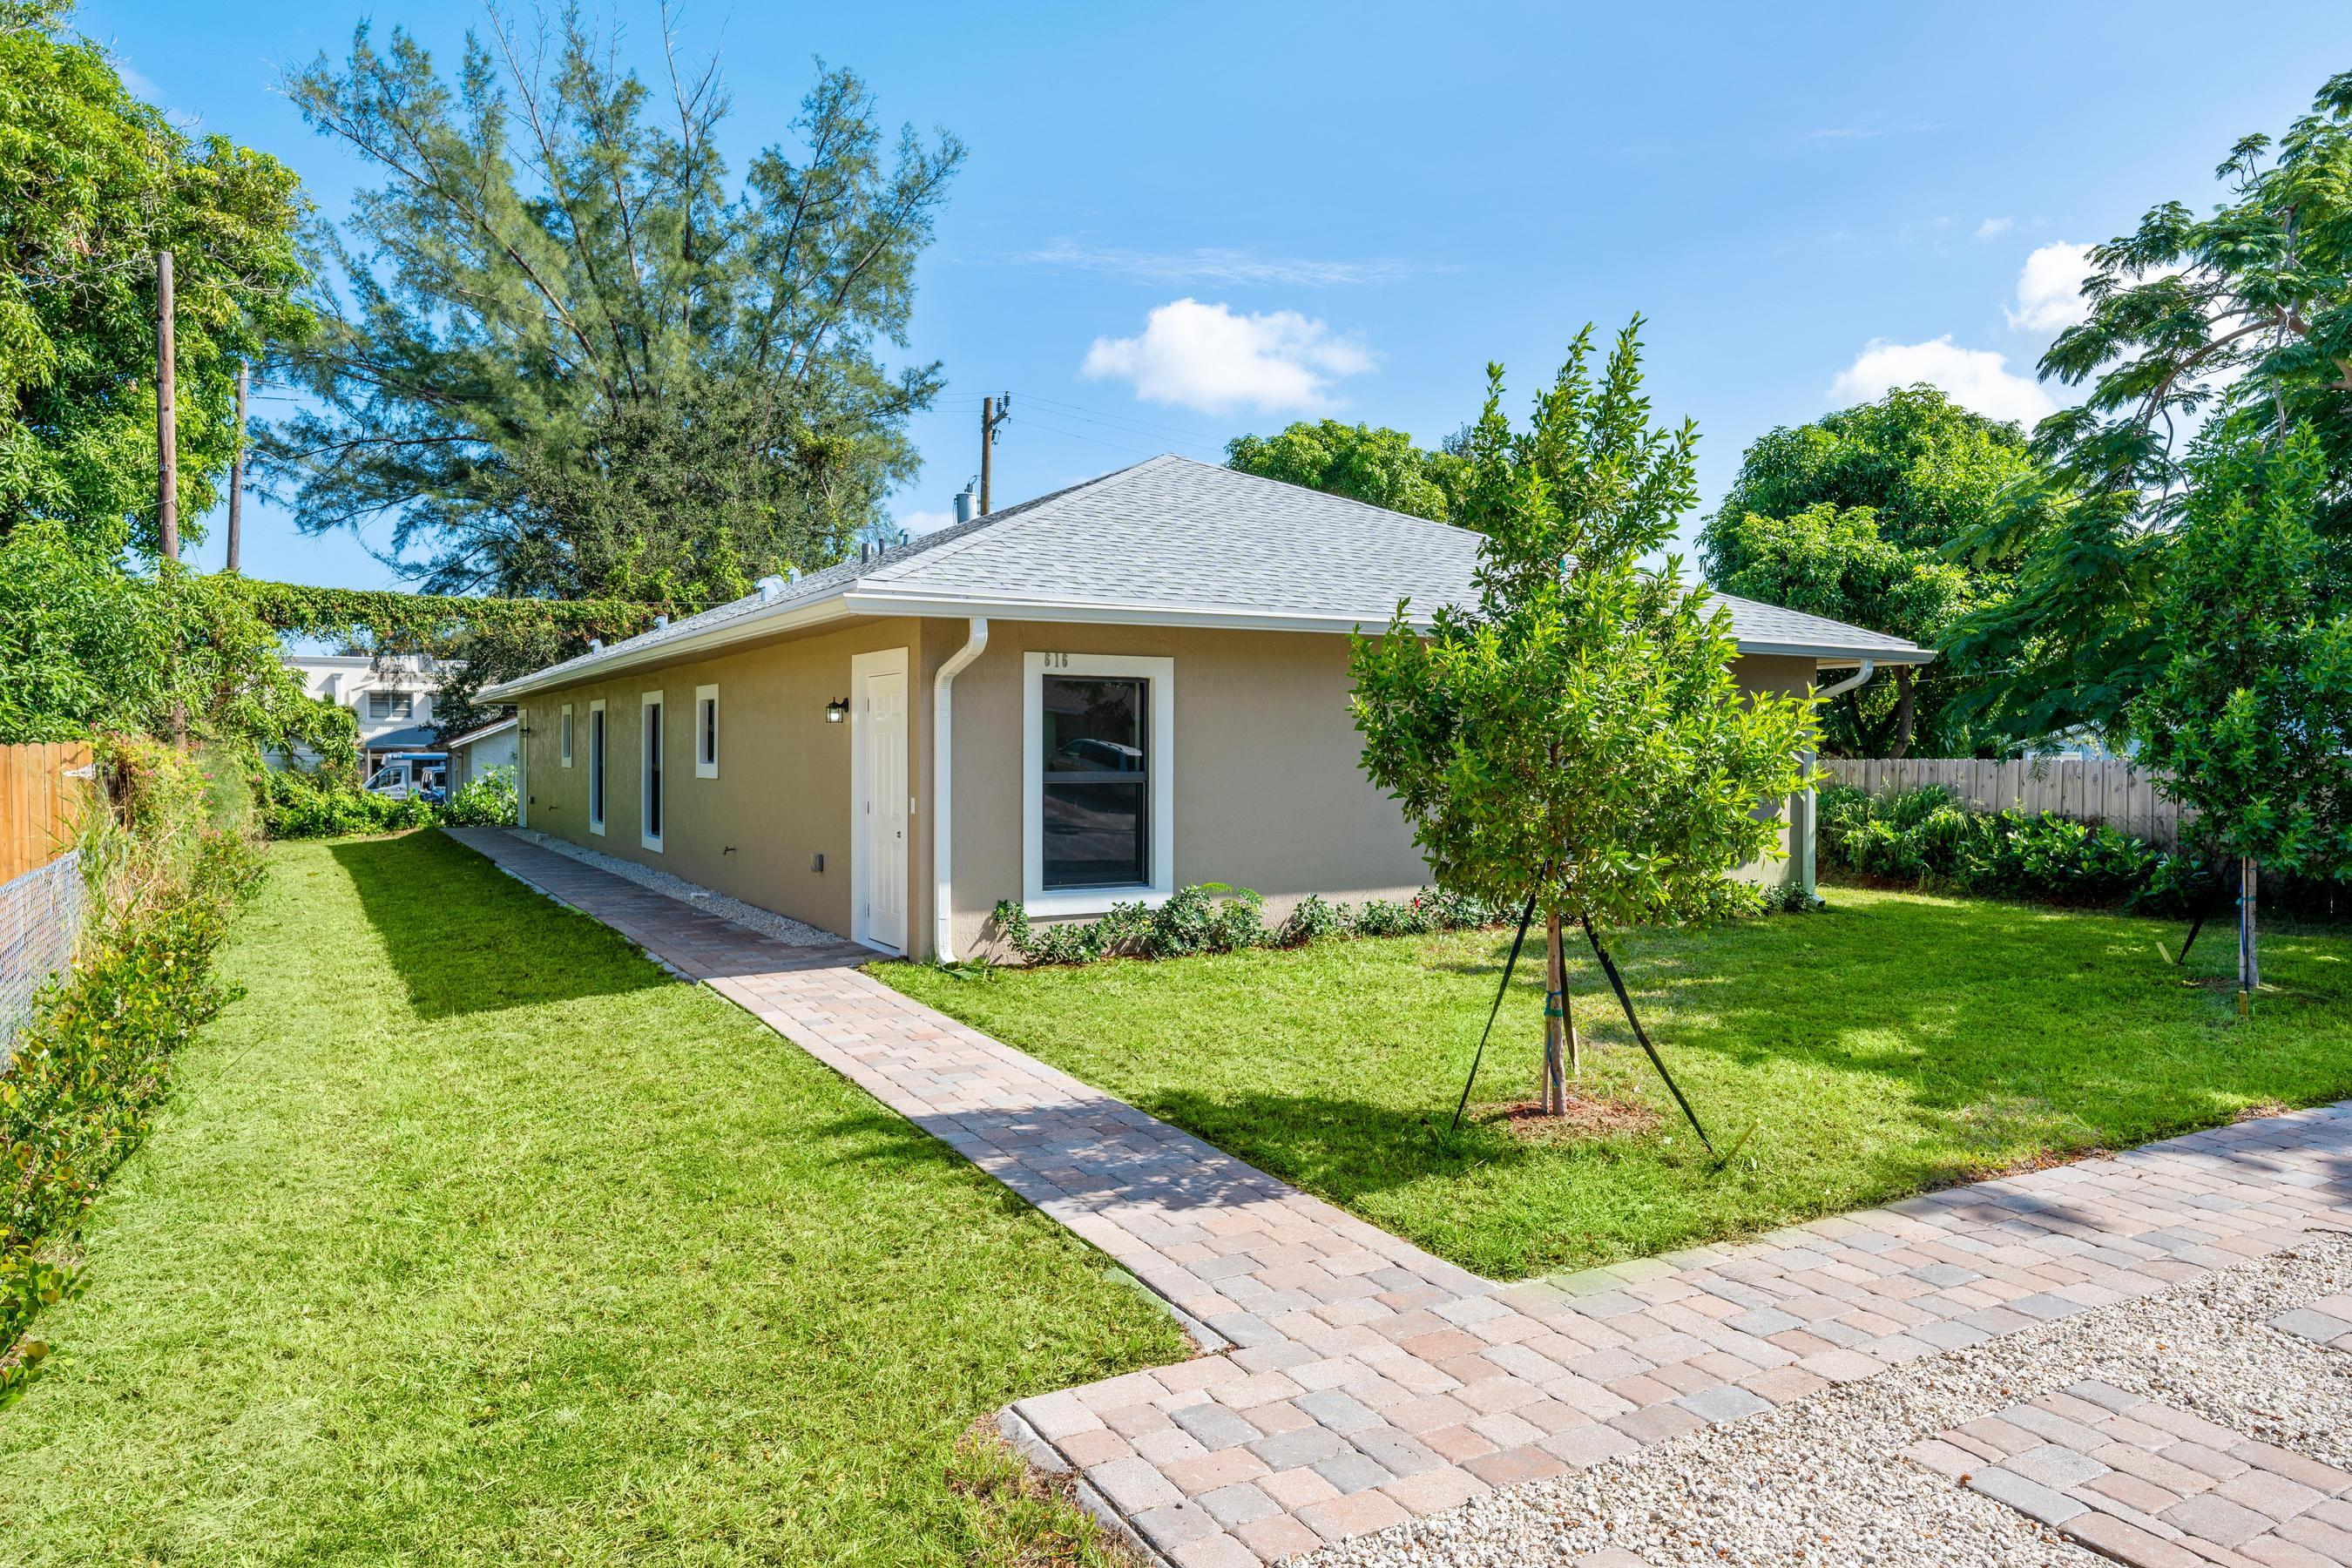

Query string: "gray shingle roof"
[[483, 455, 1929, 697]]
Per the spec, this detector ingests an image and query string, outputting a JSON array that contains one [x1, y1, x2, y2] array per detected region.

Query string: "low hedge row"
[[989, 884, 1510, 967], [257, 764, 517, 839], [1818, 782, 2216, 913], [1, 742, 266, 1409]]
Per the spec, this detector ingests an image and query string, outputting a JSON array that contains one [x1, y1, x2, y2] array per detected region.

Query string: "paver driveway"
[[444, 828, 2352, 1567]]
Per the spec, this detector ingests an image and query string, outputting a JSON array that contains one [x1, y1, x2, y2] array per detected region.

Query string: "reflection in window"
[[1041, 676, 1148, 889]]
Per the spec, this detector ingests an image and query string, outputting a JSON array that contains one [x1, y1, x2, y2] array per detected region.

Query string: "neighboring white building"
[[279, 653, 450, 776], [444, 715, 517, 792]]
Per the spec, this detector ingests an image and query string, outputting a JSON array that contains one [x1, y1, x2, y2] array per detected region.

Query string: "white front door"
[[853, 651, 909, 952]]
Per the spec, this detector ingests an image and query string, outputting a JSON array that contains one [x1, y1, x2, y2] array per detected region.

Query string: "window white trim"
[[693, 683, 719, 779], [587, 699, 607, 835], [559, 703, 573, 767], [640, 689, 665, 852], [1023, 651, 1174, 917]]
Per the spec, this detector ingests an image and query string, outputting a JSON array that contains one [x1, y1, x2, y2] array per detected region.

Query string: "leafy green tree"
[[1700, 386, 2037, 756], [1352, 321, 1812, 1112], [0, 0, 308, 556], [0, 521, 347, 755], [2128, 424, 2352, 997], [1951, 71, 2352, 743], [262, 10, 963, 599], [1226, 419, 1464, 523]]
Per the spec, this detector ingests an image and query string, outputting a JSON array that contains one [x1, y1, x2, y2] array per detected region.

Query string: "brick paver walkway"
[[445, 828, 2352, 1567]]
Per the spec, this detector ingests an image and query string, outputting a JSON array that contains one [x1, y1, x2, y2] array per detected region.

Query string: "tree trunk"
[[1889, 666, 1916, 760], [2240, 857, 2260, 1004], [1542, 909, 1571, 1114]]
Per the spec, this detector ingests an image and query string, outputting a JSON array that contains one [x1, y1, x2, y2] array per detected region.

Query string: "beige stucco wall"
[[518, 617, 928, 943], [1728, 652, 1815, 892], [932, 621, 1430, 958], [513, 618, 1820, 958]]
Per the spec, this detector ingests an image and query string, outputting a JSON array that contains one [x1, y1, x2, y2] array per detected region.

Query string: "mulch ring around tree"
[[1492, 1093, 1663, 1144]]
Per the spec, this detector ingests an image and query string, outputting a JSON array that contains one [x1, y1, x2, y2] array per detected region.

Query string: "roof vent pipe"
[[953, 482, 978, 525], [755, 574, 787, 603], [652, 613, 669, 629], [588, 637, 603, 652]]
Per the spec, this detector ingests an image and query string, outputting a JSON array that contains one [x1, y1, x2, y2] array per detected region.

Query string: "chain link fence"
[[1, 851, 84, 1073]]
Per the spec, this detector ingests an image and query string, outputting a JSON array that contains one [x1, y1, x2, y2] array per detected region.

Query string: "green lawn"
[[882, 885, 2352, 1280], [0, 831, 1184, 1567]]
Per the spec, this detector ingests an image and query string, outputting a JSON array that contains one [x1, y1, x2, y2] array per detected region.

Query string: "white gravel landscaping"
[[1304, 1234, 2352, 1568], [508, 828, 841, 947]]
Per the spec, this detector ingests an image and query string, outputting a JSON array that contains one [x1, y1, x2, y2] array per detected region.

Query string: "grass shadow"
[[330, 830, 670, 1019]]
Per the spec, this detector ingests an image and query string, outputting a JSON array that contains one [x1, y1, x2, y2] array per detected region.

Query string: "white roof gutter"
[[931, 618, 990, 963], [479, 588, 1934, 703]]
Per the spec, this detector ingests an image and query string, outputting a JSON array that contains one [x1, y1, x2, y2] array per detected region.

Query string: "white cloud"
[[1974, 217, 2015, 241], [1018, 240, 1416, 288], [1080, 298, 1375, 416], [1831, 336, 2055, 426], [2007, 240, 2095, 334]]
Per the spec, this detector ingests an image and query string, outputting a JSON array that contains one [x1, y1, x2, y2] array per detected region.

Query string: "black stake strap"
[[1448, 885, 1544, 1137], [2176, 883, 2226, 966], [1578, 913, 1718, 1156]]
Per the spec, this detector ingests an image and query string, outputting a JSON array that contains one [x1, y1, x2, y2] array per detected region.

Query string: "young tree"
[[262, 9, 963, 600], [1700, 386, 2037, 756], [1226, 419, 1464, 523], [1351, 321, 1813, 1115], [0, 0, 308, 556], [2128, 424, 2352, 1001]]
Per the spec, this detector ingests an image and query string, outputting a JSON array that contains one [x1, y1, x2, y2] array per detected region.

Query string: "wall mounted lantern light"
[[825, 697, 849, 724]]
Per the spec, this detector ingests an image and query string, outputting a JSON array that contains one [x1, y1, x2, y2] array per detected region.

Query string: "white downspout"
[[1799, 659, 1876, 898], [931, 617, 990, 962]]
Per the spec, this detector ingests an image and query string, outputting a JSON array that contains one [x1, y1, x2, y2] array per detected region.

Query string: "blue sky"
[[83, 0, 2352, 590]]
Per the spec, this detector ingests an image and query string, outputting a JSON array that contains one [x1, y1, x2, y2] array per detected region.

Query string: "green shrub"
[[443, 765, 517, 828], [1, 753, 266, 1409], [1817, 781, 2216, 914], [255, 766, 439, 839], [1277, 894, 1351, 946], [992, 882, 1506, 966]]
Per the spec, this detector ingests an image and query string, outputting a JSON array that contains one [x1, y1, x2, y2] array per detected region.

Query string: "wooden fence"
[[1821, 756, 2186, 849], [2, 742, 96, 885]]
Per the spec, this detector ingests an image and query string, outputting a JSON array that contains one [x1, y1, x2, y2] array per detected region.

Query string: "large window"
[[588, 700, 606, 833], [1023, 652, 1173, 914], [641, 691, 665, 850], [1042, 677, 1148, 887]]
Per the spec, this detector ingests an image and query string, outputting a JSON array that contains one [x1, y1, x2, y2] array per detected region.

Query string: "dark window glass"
[[1041, 676, 1148, 888], [645, 703, 663, 837], [591, 710, 605, 821], [700, 698, 717, 766]]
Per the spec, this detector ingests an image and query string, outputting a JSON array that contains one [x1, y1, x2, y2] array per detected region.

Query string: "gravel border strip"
[[1304, 1232, 2352, 1567], [508, 828, 841, 947]]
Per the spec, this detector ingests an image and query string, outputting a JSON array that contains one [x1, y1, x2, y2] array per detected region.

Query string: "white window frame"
[[1023, 651, 1174, 917], [588, 698, 607, 835], [559, 703, 573, 767], [641, 689, 665, 852], [694, 683, 719, 779]]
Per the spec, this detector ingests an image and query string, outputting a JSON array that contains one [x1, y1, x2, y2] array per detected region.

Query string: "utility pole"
[[226, 360, 247, 572], [156, 249, 178, 562], [979, 391, 1011, 513]]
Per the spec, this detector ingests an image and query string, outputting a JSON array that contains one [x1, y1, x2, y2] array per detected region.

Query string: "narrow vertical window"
[[559, 704, 574, 767], [642, 692, 665, 849], [589, 700, 607, 833], [694, 684, 719, 778]]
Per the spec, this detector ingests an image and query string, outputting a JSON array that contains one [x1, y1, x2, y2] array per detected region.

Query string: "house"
[[479, 456, 1933, 961], [279, 653, 449, 776], [444, 716, 518, 792]]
